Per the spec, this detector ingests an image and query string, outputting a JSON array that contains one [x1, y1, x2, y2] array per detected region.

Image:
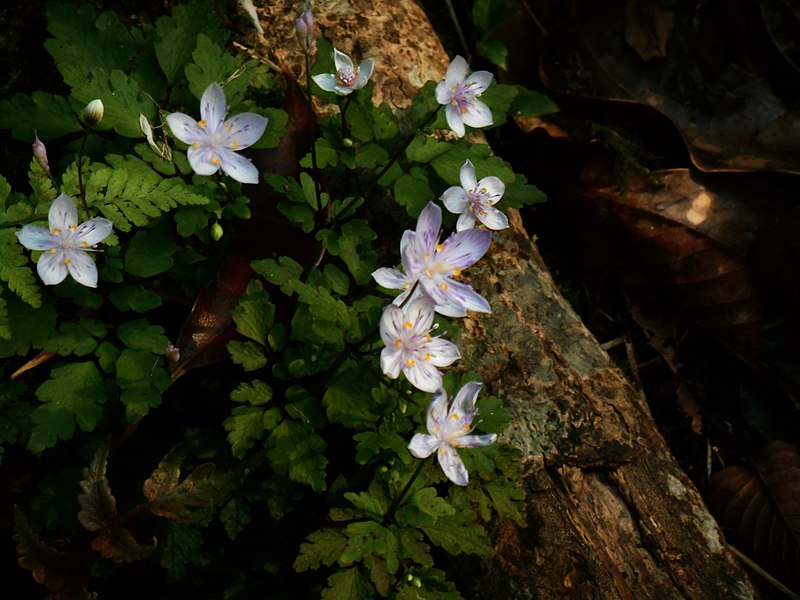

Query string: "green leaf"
[[502, 173, 547, 209], [340, 521, 398, 573], [159, 521, 209, 583], [353, 431, 410, 464], [231, 380, 273, 405], [324, 365, 379, 428], [123, 223, 176, 278], [394, 168, 433, 217], [395, 487, 455, 528], [28, 362, 106, 454], [0, 92, 81, 141], [267, 420, 327, 492], [294, 528, 349, 572], [232, 280, 274, 344], [510, 86, 559, 118], [251, 256, 303, 296], [225, 406, 264, 459], [479, 82, 518, 124], [116, 349, 170, 419], [472, 0, 509, 32], [476, 38, 508, 71], [0, 230, 42, 308], [0, 294, 56, 358], [41, 322, 99, 356], [227, 340, 267, 371], [109, 284, 163, 312], [117, 319, 169, 353], [174, 206, 209, 238], [154, 0, 226, 85], [185, 33, 242, 100], [322, 567, 372, 600], [219, 497, 251, 541], [420, 515, 493, 557]]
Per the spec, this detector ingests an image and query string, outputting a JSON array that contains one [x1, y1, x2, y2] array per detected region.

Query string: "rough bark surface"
[[246, 1, 757, 597]]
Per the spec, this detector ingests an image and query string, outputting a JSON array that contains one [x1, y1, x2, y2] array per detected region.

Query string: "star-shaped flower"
[[16, 193, 113, 288], [435, 55, 493, 138], [379, 298, 460, 393], [408, 382, 497, 486], [441, 159, 508, 231], [312, 48, 374, 96], [166, 82, 268, 184], [372, 202, 491, 317]]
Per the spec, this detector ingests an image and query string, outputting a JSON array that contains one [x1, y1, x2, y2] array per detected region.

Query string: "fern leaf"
[[0, 230, 42, 308]]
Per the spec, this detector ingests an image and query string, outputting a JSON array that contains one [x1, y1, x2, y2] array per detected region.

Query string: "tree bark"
[[247, 1, 756, 597]]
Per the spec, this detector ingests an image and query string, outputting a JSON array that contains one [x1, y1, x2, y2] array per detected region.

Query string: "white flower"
[[372, 202, 491, 317], [81, 99, 105, 127], [166, 82, 268, 184], [379, 298, 460, 393], [312, 48, 374, 96], [408, 382, 497, 486], [16, 193, 113, 288], [435, 55, 493, 138], [441, 159, 508, 231]]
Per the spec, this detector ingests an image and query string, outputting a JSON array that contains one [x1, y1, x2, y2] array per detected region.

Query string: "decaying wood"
[[245, 1, 756, 597]]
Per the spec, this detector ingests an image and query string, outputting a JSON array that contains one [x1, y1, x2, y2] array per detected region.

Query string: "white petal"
[[427, 388, 449, 433], [415, 202, 442, 255], [444, 55, 468, 89], [37, 250, 68, 285], [452, 381, 482, 417], [403, 298, 435, 333], [476, 176, 505, 203], [443, 280, 492, 314], [459, 160, 477, 192], [408, 434, 439, 459], [435, 79, 453, 105], [424, 338, 460, 367], [358, 57, 374, 82], [444, 105, 465, 138], [333, 48, 354, 71], [441, 186, 470, 214], [222, 112, 268, 149], [312, 73, 338, 92], [455, 433, 497, 449], [477, 204, 509, 230], [200, 83, 227, 131], [187, 146, 220, 176], [166, 112, 205, 145], [462, 99, 493, 129], [16, 225, 57, 251], [437, 445, 469, 486], [455, 211, 477, 232], [217, 149, 260, 184], [333, 85, 356, 96], [379, 304, 405, 345], [464, 70, 494, 95], [75, 218, 113, 246], [404, 359, 443, 393], [372, 267, 409, 291], [49, 193, 78, 232], [64, 249, 98, 287], [380, 346, 403, 378], [432, 302, 467, 318]]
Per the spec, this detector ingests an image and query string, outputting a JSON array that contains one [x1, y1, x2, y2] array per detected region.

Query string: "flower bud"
[[295, 8, 314, 55], [342, 137, 354, 148], [165, 343, 181, 365], [210, 222, 224, 241], [81, 99, 105, 127], [32, 134, 50, 174]]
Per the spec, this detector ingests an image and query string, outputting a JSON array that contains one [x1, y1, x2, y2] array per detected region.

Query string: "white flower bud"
[[81, 99, 105, 127], [32, 134, 50, 174]]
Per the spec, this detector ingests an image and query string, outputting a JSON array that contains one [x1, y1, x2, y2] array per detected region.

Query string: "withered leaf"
[[707, 440, 800, 591], [77, 440, 116, 532]]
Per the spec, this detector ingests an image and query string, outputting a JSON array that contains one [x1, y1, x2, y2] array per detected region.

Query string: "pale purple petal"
[[372, 267, 410, 291], [459, 160, 478, 192], [334, 84, 356, 96], [427, 389, 449, 433], [200, 83, 227, 131], [424, 337, 460, 367], [404, 298, 435, 332], [462, 100, 493, 129], [452, 381, 482, 417], [221, 113, 268, 149], [75, 218, 113, 246], [444, 105, 466, 138], [404, 359, 443, 393], [464, 70, 494, 95], [408, 433, 439, 459], [441, 186, 470, 214], [437, 444, 469, 486], [416, 202, 442, 255], [400, 231, 424, 275], [431, 301, 467, 318], [438, 229, 491, 269], [420, 278, 491, 315], [359, 57, 374, 82], [476, 204, 509, 230], [16, 226, 57, 251], [37, 250, 68, 285], [443, 55, 469, 91], [333, 48, 353, 71], [312, 73, 339, 92], [455, 211, 477, 232], [166, 112, 205, 145], [186, 145, 220, 176], [64, 248, 98, 288], [49, 193, 78, 232], [455, 433, 497, 449], [435, 79, 452, 105], [217, 148, 260, 184], [380, 346, 403, 379]]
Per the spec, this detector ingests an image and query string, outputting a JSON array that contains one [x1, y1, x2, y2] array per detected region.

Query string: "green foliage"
[[267, 420, 328, 492]]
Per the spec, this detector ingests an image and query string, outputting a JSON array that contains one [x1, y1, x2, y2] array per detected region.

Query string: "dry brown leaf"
[[707, 440, 800, 591], [624, 0, 676, 61]]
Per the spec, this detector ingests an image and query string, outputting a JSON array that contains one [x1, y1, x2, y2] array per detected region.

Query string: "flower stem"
[[304, 52, 323, 213], [383, 459, 426, 524], [76, 133, 90, 220]]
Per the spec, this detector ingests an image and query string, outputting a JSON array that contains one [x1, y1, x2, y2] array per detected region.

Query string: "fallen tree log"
[[247, 1, 757, 597]]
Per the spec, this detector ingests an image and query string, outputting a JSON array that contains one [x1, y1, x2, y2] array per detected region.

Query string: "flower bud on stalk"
[[295, 8, 314, 55], [81, 99, 105, 127], [32, 134, 50, 174]]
